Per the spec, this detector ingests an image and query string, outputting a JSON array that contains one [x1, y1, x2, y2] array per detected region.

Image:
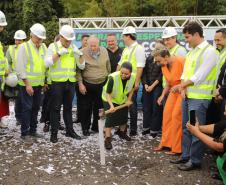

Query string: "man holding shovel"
[[102, 62, 136, 150]]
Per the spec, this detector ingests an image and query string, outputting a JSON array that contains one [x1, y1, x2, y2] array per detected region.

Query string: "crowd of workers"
[[0, 10, 226, 183]]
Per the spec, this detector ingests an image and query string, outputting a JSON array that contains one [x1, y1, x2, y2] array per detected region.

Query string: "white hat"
[[0, 10, 7, 26], [162, 27, 177, 39], [14, 30, 27, 40], [30, 23, 46, 39], [122, 26, 136, 35], [59, 25, 75, 41]]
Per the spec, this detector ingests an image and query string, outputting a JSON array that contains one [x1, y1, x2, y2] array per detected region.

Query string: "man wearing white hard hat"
[[117, 26, 146, 136], [45, 24, 85, 143], [0, 10, 9, 129], [16, 23, 47, 142], [6, 30, 27, 126]]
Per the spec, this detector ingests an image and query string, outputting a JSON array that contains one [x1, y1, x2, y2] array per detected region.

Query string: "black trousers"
[[75, 82, 81, 121], [79, 81, 104, 131], [50, 81, 75, 134], [40, 85, 51, 123]]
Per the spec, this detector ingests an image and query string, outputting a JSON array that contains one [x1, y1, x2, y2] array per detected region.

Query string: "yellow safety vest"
[[120, 43, 142, 74], [8, 45, 19, 71], [184, 44, 218, 99], [18, 40, 47, 86], [0, 42, 8, 90], [0, 42, 6, 76], [102, 71, 136, 105], [162, 44, 187, 88], [49, 42, 77, 83], [219, 48, 226, 68]]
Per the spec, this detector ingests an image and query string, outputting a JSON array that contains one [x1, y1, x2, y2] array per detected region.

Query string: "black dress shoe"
[[59, 125, 64, 130], [83, 130, 90, 136], [142, 129, 150, 135], [170, 158, 189, 164], [178, 161, 201, 171], [91, 126, 99, 133], [66, 132, 81, 140], [118, 131, 131, 141], [129, 130, 137, 136], [50, 133, 58, 143]]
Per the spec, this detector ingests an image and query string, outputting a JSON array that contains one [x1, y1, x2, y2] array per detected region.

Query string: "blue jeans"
[[19, 86, 42, 136], [142, 85, 162, 133], [181, 98, 211, 165]]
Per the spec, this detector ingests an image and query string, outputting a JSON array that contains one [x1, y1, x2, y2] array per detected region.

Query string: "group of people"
[[1, 9, 226, 183]]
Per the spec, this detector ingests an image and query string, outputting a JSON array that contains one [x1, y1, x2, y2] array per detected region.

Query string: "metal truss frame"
[[59, 16, 226, 29]]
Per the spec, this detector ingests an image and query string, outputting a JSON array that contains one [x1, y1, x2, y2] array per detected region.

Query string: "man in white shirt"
[[117, 26, 146, 136], [170, 22, 219, 171]]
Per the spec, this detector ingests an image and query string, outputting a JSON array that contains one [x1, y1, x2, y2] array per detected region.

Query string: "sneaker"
[[118, 131, 131, 141], [20, 135, 33, 143], [0, 121, 8, 129], [43, 123, 50, 132], [105, 137, 112, 150], [142, 129, 150, 135], [29, 132, 43, 138]]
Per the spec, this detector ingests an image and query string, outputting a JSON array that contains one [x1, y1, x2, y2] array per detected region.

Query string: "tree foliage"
[[0, 0, 226, 45]]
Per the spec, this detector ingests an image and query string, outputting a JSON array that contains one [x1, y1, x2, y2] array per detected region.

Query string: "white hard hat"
[[14, 30, 27, 40], [30, 23, 46, 39], [5, 73, 18, 87], [59, 25, 75, 41], [0, 10, 7, 26], [162, 27, 177, 39], [122, 26, 136, 35]]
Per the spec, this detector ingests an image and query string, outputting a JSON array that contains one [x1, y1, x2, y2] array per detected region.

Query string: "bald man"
[[77, 35, 111, 136]]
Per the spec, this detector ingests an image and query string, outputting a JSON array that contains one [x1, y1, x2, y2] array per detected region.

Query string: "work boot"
[[50, 133, 58, 143], [118, 131, 131, 141], [105, 137, 112, 150]]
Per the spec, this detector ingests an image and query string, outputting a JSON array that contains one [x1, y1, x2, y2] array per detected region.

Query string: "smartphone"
[[189, 110, 196, 126]]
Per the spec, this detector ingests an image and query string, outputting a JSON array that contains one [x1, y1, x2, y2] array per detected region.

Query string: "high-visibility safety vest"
[[8, 45, 19, 71], [219, 48, 226, 68], [162, 44, 187, 88], [0, 42, 7, 90], [120, 43, 142, 74], [102, 71, 136, 105], [170, 44, 187, 56], [184, 44, 218, 99], [18, 40, 47, 86], [49, 42, 77, 83], [0, 42, 6, 76]]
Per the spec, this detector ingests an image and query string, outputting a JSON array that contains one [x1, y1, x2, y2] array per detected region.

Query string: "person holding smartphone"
[[187, 119, 226, 184]]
